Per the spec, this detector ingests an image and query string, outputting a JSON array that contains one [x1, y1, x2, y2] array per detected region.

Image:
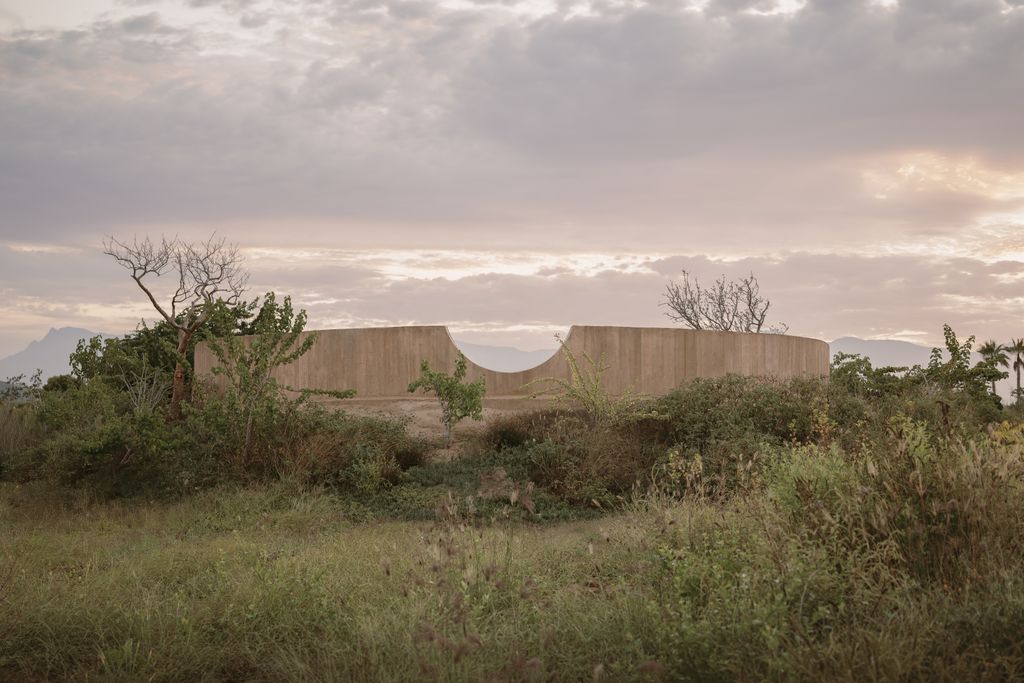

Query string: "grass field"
[[0, 481, 660, 682], [3, 433, 1024, 683], [4, 364, 1024, 681]]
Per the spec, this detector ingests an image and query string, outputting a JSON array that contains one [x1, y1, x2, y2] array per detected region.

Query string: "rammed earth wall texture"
[[194, 326, 829, 400]]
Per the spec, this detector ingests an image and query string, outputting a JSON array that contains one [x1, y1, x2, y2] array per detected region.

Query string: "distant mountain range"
[[453, 340, 558, 372], [0, 329, 1016, 401], [0, 327, 110, 382], [829, 336, 935, 369]]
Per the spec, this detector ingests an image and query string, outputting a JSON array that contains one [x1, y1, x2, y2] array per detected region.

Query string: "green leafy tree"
[[829, 352, 909, 399], [977, 339, 1010, 395], [204, 293, 353, 468], [69, 299, 261, 412], [0, 371, 43, 403], [916, 325, 1002, 428], [921, 325, 994, 394], [1010, 338, 1024, 405], [407, 353, 485, 446]]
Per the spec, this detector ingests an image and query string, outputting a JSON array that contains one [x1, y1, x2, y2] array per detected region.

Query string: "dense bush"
[[1, 379, 427, 497], [477, 409, 663, 505], [651, 424, 1024, 681], [189, 391, 427, 491], [474, 375, 829, 503], [650, 374, 827, 478], [827, 326, 1003, 445], [0, 293, 428, 498], [846, 417, 1024, 583], [473, 332, 1010, 505], [2, 380, 216, 496], [0, 402, 43, 479], [3, 317, 1017, 510]]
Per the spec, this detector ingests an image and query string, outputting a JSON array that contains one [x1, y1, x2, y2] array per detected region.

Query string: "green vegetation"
[[408, 353, 486, 446], [527, 334, 643, 423], [1011, 338, 1024, 403], [0, 294, 423, 497], [3, 307, 1024, 681], [103, 234, 248, 420], [203, 292, 356, 473]]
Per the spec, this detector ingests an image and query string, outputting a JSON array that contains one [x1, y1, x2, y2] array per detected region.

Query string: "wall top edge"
[[238, 324, 827, 347]]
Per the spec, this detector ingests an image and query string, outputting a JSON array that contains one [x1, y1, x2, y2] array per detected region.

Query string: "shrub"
[[653, 509, 854, 681], [12, 380, 207, 496], [640, 375, 829, 495], [475, 375, 829, 504], [652, 375, 825, 454], [476, 409, 574, 453], [408, 353, 485, 446], [861, 418, 1024, 582], [188, 394, 427, 491], [42, 374, 81, 393], [479, 413, 533, 451], [766, 417, 1024, 584], [527, 335, 643, 423], [205, 292, 353, 470], [0, 402, 44, 479], [345, 444, 403, 494], [652, 425, 1024, 681], [518, 414, 662, 506], [765, 443, 862, 528], [828, 331, 1004, 448]]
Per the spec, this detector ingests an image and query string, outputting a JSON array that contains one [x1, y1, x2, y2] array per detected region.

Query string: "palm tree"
[[1010, 338, 1024, 405], [978, 339, 1010, 395]]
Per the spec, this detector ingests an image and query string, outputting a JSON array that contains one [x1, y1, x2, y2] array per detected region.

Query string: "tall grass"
[[0, 483, 657, 681], [4, 368, 1024, 680], [0, 403, 42, 479], [3, 421, 1024, 681]]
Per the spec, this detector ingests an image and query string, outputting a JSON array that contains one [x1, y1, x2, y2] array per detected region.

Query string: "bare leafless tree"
[[662, 271, 787, 334], [104, 234, 248, 419]]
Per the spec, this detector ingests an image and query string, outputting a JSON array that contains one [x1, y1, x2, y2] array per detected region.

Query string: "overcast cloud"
[[1, 0, 1022, 356]]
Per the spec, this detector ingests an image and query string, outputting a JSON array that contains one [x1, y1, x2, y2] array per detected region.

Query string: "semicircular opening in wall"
[[451, 328, 568, 373]]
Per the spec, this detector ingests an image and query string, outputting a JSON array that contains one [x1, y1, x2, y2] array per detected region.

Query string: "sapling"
[[408, 353, 485, 446]]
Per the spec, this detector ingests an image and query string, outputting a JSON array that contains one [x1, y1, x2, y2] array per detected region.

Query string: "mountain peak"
[[0, 327, 112, 380], [44, 326, 102, 339]]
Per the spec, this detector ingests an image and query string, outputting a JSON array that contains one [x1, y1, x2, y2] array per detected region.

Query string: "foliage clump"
[[408, 353, 485, 446], [527, 334, 643, 424], [5, 311, 1024, 680], [0, 292, 423, 496], [202, 292, 354, 471]]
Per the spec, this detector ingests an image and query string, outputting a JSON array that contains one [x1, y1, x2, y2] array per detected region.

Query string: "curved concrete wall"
[[194, 326, 829, 399]]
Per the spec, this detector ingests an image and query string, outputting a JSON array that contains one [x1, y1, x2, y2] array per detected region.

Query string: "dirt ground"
[[320, 397, 553, 445]]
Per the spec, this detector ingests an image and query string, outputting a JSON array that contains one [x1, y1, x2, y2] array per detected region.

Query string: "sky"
[[1, 0, 1023, 357]]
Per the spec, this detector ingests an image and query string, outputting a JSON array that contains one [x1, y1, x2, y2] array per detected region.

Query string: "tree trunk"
[[1017, 364, 1022, 405], [169, 360, 187, 421], [169, 330, 193, 421], [242, 407, 255, 470]]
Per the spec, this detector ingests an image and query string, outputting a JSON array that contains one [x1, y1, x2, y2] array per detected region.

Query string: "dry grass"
[[0, 481, 661, 682], [3, 417, 1024, 681], [0, 404, 41, 476]]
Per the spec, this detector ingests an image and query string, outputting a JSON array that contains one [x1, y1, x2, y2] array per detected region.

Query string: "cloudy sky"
[[1, 0, 1022, 357]]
